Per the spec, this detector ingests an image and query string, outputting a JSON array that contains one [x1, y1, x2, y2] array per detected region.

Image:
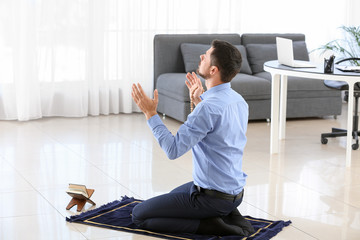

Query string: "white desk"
[[264, 60, 360, 167]]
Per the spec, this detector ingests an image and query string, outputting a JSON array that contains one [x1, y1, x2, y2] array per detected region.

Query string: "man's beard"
[[196, 67, 211, 80]]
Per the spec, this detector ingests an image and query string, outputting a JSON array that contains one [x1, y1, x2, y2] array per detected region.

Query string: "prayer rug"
[[66, 196, 291, 240]]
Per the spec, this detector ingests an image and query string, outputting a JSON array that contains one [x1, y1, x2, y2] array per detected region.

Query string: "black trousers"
[[132, 181, 243, 234]]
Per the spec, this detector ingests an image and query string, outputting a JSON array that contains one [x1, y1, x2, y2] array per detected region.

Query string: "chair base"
[[321, 128, 359, 150], [321, 90, 359, 150]]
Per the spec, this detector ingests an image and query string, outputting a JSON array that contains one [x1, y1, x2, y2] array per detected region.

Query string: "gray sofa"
[[154, 33, 342, 122]]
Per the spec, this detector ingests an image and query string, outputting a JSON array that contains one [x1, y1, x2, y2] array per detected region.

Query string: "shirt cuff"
[[147, 114, 163, 129]]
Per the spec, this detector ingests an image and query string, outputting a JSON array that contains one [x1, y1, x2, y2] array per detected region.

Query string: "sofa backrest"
[[153, 34, 241, 89], [241, 33, 309, 74], [241, 33, 305, 45]]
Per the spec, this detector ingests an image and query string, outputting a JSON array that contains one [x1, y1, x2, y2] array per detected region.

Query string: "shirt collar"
[[201, 82, 231, 100]]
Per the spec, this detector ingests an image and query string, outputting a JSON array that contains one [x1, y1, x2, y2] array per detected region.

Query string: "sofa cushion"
[[246, 41, 310, 74], [156, 73, 206, 102], [156, 73, 189, 102], [156, 73, 270, 102], [231, 73, 271, 100], [180, 43, 208, 73], [180, 43, 252, 74], [235, 45, 252, 74]]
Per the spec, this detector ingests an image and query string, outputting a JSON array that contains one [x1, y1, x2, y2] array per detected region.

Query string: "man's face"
[[197, 47, 213, 79]]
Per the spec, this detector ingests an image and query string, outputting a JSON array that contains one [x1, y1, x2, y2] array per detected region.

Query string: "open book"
[[66, 183, 90, 200], [66, 183, 95, 211]]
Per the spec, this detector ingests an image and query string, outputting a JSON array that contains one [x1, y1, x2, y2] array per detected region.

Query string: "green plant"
[[315, 25, 360, 66]]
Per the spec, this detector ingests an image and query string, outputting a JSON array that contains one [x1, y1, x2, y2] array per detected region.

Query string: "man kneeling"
[[131, 40, 254, 236]]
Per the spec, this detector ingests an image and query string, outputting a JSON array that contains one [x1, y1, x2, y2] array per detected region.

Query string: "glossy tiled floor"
[[0, 103, 359, 240]]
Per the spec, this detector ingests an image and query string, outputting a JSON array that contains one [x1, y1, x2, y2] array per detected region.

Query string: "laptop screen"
[[276, 37, 295, 66]]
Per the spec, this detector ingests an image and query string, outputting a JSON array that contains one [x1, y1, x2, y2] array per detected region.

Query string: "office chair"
[[321, 58, 360, 150]]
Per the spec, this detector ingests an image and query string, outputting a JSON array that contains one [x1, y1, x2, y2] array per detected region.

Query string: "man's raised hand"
[[185, 72, 203, 106], [131, 83, 158, 120]]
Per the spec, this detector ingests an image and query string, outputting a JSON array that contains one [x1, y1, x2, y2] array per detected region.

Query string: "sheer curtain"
[[0, 0, 244, 120], [0, 0, 144, 120], [0, 0, 356, 121]]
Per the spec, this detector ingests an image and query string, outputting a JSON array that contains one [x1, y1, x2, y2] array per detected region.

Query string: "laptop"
[[276, 37, 315, 68]]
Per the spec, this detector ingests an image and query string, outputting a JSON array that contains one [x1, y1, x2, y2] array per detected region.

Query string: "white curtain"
[[0, 0, 245, 120], [0, 0, 357, 121]]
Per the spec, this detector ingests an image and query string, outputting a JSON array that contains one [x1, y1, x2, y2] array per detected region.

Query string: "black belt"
[[196, 186, 243, 202]]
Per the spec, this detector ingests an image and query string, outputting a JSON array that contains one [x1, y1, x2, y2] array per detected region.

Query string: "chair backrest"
[[324, 80, 349, 90], [324, 58, 360, 90], [324, 81, 360, 91]]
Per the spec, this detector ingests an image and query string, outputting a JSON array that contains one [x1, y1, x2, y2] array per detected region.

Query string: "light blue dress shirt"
[[147, 82, 248, 195]]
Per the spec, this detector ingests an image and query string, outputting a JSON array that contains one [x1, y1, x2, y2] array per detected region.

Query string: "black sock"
[[196, 217, 246, 236], [221, 209, 255, 236]]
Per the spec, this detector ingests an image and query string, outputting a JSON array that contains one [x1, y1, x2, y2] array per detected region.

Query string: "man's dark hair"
[[210, 40, 242, 83]]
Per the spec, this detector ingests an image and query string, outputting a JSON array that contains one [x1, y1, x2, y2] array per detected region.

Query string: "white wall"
[[173, 0, 360, 63], [346, 0, 360, 25], [235, 0, 360, 63]]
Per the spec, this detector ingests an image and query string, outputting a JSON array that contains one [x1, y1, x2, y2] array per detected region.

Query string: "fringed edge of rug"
[[66, 195, 140, 223], [244, 217, 292, 240]]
